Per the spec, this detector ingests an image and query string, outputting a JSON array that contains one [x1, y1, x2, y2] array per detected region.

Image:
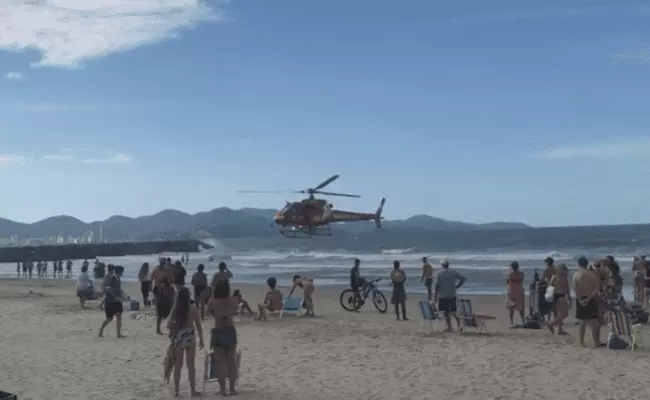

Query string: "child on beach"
[[232, 289, 255, 316]]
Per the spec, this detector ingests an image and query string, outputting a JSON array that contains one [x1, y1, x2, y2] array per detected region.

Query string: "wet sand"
[[1, 278, 649, 400]]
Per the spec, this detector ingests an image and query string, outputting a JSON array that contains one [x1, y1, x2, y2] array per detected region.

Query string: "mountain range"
[[0, 207, 531, 242], [4, 208, 650, 253]]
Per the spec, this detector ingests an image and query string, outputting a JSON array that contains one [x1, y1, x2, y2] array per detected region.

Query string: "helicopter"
[[238, 175, 386, 238]]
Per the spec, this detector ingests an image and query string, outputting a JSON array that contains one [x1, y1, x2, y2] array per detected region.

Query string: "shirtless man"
[[289, 275, 315, 316], [257, 277, 283, 321], [572, 256, 602, 348], [191, 264, 209, 319], [212, 262, 233, 290], [151, 261, 173, 333], [421, 257, 434, 301]]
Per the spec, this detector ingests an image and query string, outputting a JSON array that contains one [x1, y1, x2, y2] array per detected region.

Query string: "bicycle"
[[340, 278, 387, 313]]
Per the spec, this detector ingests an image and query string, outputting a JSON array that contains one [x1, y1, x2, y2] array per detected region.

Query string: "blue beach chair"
[[280, 296, 304, 318], [418, 300, 442, 334]]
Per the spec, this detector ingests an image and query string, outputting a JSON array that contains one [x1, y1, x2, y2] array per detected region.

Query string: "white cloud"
[[2, 71, 25, 81], [0, 155, 21, 163], [0, 0, 221, 69], [535, 139, 650, 159], [83, 153, 132, 164], [610, 49, 650, 65]]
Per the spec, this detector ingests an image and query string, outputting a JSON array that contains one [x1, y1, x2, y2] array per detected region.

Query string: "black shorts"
[[194, 285, 207, 301], [424, 279, 433, 289], [105, 301, 123, 319], [438, 297, 457, 316], [575, 297, 599, 320]]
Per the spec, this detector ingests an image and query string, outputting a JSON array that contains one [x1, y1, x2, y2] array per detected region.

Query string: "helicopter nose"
[[274, 214, 284, 224]]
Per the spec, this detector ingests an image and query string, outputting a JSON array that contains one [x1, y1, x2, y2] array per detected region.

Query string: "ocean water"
[[0, 247, 641, 299]]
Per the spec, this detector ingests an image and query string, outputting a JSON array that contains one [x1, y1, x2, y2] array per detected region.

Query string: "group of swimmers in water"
[[16, 259, 74, 279]]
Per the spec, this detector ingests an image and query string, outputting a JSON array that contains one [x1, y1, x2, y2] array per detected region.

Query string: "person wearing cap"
[[505, 261, 525, 327], [572, 256, 602, 347], [434, 258, 466, 332], [420, 257, 434, 301]]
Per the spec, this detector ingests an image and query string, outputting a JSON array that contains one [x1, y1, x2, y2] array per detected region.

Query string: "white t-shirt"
[[76, 272, 93, 291]]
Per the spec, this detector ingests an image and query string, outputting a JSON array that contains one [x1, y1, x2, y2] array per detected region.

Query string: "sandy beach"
[[1, 278, 650, 400]]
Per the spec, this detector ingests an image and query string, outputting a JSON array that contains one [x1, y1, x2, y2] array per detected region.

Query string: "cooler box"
[[129, 299, 140, 311]]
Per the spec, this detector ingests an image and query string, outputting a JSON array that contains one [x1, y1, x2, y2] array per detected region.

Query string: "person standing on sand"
[[421, 257, 434, 301], [434, 258, 466, 332], [289, 275, 316, 316], [76, 265, 94, 309], [138, 263, 151, 307], [505, 261, 525, 327], [167, 286, 204, 397], [572, 256, 601, 347], [99, 265, 125, 338], [212, 262, 233, 289], [191, 264, 209, 319], [547, 264, 570, 335], [350, 258, 364, 311], [207, 279, 239, 396], [173, 260, 187, 289], [391, 261, 408, 321]]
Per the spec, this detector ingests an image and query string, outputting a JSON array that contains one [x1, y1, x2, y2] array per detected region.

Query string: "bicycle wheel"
[[339, 289, 358, 312], [372, 290, 388, 313]]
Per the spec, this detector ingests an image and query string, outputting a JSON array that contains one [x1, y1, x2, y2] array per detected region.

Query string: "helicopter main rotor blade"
[[314, 191, 361, 198], [313, 175, 340, 191], [237, 190, 285, 194]]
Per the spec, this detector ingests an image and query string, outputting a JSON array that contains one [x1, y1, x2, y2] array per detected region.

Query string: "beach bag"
[[606, 332, 629, 350], [522, 316, 542, 329], [544, 285, 555, 303], [0, 391, 17, 400]]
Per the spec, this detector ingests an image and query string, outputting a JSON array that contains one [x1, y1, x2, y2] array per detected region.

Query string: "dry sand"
[[1, 278, 650, 400]]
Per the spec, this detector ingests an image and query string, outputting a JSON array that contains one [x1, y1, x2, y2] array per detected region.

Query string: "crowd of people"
[[67, 252, 650, 395], [15, 259, 74, 279], [85, 257, 315, 397]]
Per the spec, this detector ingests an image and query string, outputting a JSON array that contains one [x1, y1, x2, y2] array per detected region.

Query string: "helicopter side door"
[[322, 203, 334, 221]]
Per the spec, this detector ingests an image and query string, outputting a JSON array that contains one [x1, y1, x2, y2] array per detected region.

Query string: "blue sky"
[[1, 0, 650, 227]]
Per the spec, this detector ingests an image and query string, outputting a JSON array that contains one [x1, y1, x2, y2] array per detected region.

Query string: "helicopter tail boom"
[[375, 198, 386, 229]]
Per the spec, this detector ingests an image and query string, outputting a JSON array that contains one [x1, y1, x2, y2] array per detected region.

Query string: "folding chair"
[[457, 298, 496, 335], [203, 350, 242, 393], [280, 296, 303, 319], [607, 309, 643, 351], [418, 300, 442, 334]]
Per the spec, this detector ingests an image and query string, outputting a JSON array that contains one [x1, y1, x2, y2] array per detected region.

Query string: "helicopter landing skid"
[[279, 225, 332, 239]]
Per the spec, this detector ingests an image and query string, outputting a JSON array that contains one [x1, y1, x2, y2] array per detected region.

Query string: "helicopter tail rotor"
[[374, 198, 386, 229]]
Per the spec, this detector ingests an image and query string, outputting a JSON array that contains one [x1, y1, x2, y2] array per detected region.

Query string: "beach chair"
[[418, 300, 442, 334], [280, 296, 304, 318], [203, 350, 241, 393], [457, 298, 496, 335], [607, 309, 643, 351]]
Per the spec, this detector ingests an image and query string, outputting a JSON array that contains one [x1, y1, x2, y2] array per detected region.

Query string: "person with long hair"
[[505, 261, 525, 327], [167, 287, 204, 397], [207, 279, 239, 396], [547, 263, 570, 335], [138, 262, 151, 307]]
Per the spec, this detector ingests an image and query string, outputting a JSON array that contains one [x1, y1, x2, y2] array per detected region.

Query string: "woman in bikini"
[[167, 287, 204, 397], [505, 261, 525, 327], [289, 275, 316, 316], [208, 279, 239, 396], [547, 263, 570, 335]]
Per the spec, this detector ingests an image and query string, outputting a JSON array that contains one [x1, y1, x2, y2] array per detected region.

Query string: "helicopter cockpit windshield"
[[279, 203, 292, 215]]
